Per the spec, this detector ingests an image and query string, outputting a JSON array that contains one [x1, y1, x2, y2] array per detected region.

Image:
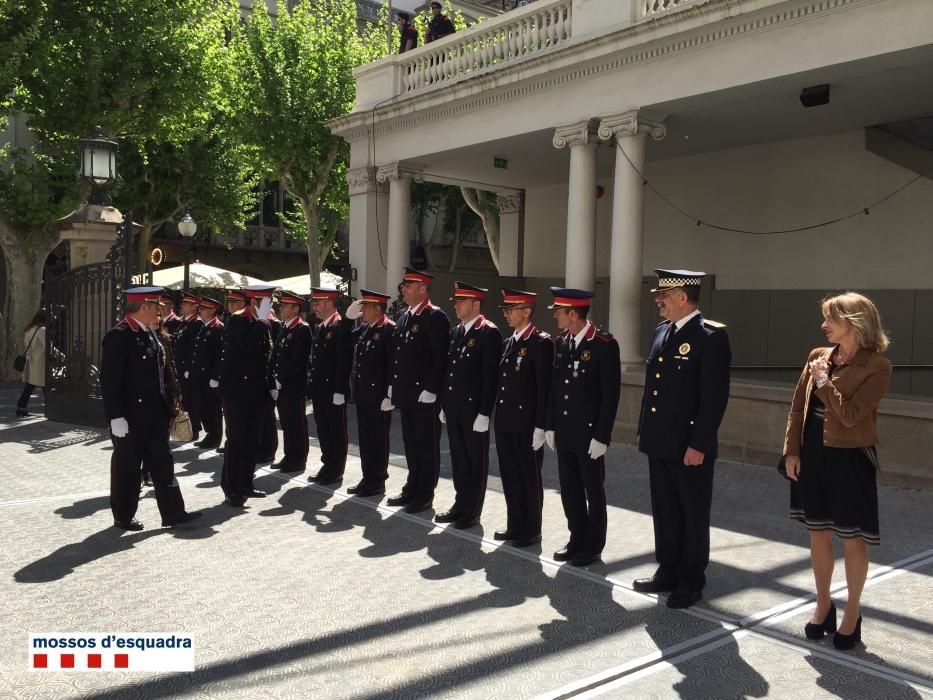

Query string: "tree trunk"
[[0, 223, 52, 381], [136, 222, 155, 275], [461, 187, 501, 273], [302, 199, 322, 288]]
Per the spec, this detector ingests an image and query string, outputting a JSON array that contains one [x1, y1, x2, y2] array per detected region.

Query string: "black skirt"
[[789, 410, 880, 545]]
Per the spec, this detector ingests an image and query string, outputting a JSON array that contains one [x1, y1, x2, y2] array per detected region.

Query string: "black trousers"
[[110, 411, 185, 523], [495, 426, 544, 538], [399, 403, 441, 503], [311, 394, 348, 477], [556, 447, 607, 557], [277, 390, 309, 469], [446, 413, 489, 520], [17, 382, 43, 410], [648, 456, 715, 592], [257, 392, 278, 459], [356, 401, 390, 486], [221, 398, 260, 498], [193, 383, 223, 444], [179, 378, 202, 437]]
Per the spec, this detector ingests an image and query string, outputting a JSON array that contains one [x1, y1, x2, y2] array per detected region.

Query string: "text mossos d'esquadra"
[[32, 635, 193, 650]]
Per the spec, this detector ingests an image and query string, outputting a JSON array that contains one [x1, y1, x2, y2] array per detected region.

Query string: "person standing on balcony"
[[426, 2, 455, 43], [189, 296, 225, 450], [634, 269, 731, 610], [435, 282, 501, 530], [175, 291, 204, 443], [398, 12, 418, 53], [545, 288, 621, 568], [271, 291, 312, 474], [783, 292, 891, 651], [386, 268, 450, 514], [306, 287, 354, 486]]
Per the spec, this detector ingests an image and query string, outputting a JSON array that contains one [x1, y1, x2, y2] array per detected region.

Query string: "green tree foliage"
[[229, 0, 389, 286]]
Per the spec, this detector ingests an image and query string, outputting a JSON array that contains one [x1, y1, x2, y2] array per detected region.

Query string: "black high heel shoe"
[[833, 615, 862, 650], [15, 408, 29, 418], [804, 604, 837, 640]]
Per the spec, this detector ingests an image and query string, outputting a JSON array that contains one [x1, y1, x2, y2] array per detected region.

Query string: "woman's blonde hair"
[[821, 292, 890, 353]]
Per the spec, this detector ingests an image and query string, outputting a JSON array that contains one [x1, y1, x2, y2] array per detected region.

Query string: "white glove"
[[439, 409, 446, 424], [418, 390, 436, 404], [275, 379, 282, 390], [110, 418, 129, 438], [532, 427, 546, 451], [388, 386, 392, 398], [269, 389, 279, 400], [209, 379, 219, 388], [588, 438, 608, 459], [472, 414, 489, 433], [545, 430, 555, 451], [380, 397, 394, 412], [345, 299, 363, 320], [184, 370, 189, 379], [333, 393, 345, 406], [258, 297, 272, 322]]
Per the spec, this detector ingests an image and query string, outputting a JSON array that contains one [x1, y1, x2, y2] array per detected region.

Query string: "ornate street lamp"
[[78, 126, 118, 205], [178, 211, 198, 291]]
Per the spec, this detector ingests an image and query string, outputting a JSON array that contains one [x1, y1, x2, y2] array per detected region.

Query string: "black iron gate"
[[44, 213, 135, 427]]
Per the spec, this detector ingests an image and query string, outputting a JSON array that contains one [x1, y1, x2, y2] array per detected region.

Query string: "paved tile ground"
[[1, 385, 931, 699]]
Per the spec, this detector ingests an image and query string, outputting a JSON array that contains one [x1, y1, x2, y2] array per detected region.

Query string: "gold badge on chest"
[[679, 343, 691, 355], [581, 350, 591, 362]]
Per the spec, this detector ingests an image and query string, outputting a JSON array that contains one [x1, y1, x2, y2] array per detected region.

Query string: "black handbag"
[[14, 327, 39, 373]]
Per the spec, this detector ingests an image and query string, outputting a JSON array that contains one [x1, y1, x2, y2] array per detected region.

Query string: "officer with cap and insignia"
[[347, 290, 396, 497], [634, 269, 731, 609], [256, 297, 282, 463], [545, 287, 621, 567], [270, 290, 312, 473], [189, 295, 225, 449], [386, 267, 450, 514], [219, 284, 275, 506], [435, 282, 501, 529], [159, 292, 183, 335], [215, 288, 248, 456], [174, 291, 204, 442], [307, 287, 354, 485], [100, 286, 201, 530], [493, 289, 554, 547]]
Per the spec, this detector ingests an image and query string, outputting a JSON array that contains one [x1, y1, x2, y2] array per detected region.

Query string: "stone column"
[[496, 191, 524, 277], [347, 166, 389, 295], [599, 110, 666, 365], [56, 204, 125, 267], [553, 120, 599, 290], [377, 164, 423, 288]]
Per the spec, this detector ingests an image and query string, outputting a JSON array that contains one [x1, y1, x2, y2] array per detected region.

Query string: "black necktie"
[[569, 337, 576, 355], [457, 325, 465, 342], [664, 323, 675, 347]]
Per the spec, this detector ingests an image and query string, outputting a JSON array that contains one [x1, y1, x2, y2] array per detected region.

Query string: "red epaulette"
[[595, 332, 614, 342], [481, 319, 497, 329]]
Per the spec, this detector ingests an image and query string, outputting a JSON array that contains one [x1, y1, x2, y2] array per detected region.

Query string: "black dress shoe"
[[113, 518, 144, 531], [224, 496, 246, 507], [434, 510, 459, 524], [275, 463, 303, 473], [511, 533, 542, 548], [553, 545, 578, 562], [387, 493, 413, 507], [493, 529, 516, 541], [315, 474, 343, 486], [403, 500, 433, 514], [805, 604, 837, 640], [15, 409, 29, 417], [162, 511, 203, 528], [452, 516, 480, 530], [195, 440, 221, 450], [354, 486, 386, 498], [243, 489, 267, 498], [569, 552, 601, 567], [667, 589, 702, 609], [832, 615, 862, 650], [633, 576, 678, 594], [346, 481, 366, 494]]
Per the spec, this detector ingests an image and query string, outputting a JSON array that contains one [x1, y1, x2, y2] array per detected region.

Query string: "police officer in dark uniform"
[[348, 290, 396, 497], [160, 292, 183, 335], [435, 282, 501, 529], [634, 269, 731, 609], [386, 268, 450, 514], [190, 295, 225, 449], [219, 285, 275, 506], [545, 288, 621, 567], [271, 290, 312, 473], [493, 289, 554, 547], [307, 287, 353, 485], [256, 302, 282, 463], [101, 286, 201, 530], [174, 291, 204, 442]]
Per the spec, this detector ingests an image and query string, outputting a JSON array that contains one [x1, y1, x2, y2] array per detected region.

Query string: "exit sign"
[[494, 157, 508, 169]]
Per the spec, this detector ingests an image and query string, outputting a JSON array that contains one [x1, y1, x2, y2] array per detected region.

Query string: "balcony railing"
[[639, 0, 699, 18], [401, 0, 572, 93]]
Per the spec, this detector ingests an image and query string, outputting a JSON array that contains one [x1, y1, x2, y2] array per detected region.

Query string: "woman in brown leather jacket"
[[783, 292, 891, 651]]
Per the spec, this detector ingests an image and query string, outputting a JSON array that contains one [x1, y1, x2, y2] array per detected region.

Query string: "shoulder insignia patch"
[[232, 308, 246, 317], [537, 331, 551, 339], [704, 319, 727, 329], [595, 332, 614, 342]]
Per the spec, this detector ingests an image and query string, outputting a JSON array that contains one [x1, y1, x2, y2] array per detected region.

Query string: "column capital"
[[346, 166, 387, 196], [496, 191, 524, 215], [598, 111, 667, 142], [552, 119, 600, 149], [375, 163, 425, 184]]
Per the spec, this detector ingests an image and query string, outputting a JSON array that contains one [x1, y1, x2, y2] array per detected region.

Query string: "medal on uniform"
[[518, 348, 527, 357], [412, 324, 419, 333], [581, 350, 591, 362], [467, 338, 476, 347], [679, 343, 691, 355], [573, 360, 579, 377], [325, 331, 333, 339], [374, 333, 380, 341]]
